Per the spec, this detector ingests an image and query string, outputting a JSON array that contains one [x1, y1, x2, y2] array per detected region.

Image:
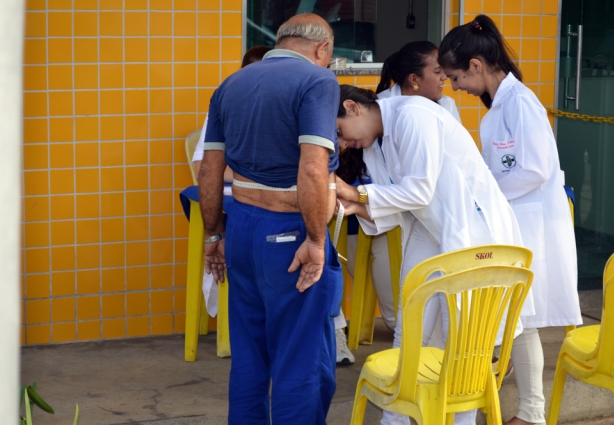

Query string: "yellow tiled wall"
[[21, 0, 241, 344], [446, 0, 559, 148], [21, 0, 559, 345]]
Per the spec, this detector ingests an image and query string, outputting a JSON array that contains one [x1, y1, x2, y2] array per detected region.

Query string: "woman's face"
[[442, 61, 487, 96], [412, 51, 447, 101], [335, 101, 379, 151]]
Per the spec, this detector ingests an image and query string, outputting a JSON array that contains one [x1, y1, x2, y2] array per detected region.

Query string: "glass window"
[[245, 0, 444, 64]]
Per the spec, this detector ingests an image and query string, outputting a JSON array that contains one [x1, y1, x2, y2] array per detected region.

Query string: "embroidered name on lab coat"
[[492, 140, 515, 149]]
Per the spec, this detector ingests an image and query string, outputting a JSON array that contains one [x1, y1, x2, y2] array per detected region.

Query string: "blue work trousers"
[[225, 200, 343, 425]]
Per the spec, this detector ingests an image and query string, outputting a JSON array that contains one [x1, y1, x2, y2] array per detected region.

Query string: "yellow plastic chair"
[[564, 187, 577, 335], [350, 245, 534, 425], [387, 226, 403, 318], [347, 226, 375, 350], [547, 253, 614, 425], [185, 128, 212, 339], [328, 214, 379, 351], [345, 226, 403, 350], [183, 129, 231, 360]]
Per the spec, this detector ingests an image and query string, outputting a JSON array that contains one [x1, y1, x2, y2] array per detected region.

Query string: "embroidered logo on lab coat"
[[501, 154, 516, 169]]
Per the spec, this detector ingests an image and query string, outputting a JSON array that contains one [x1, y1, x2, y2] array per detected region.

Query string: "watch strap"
[[204, 231, 226, 244]]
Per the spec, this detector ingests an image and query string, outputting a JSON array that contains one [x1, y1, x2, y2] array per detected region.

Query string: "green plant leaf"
[[72, 404, 79, 425], [24, 391, 32, 425], [26, 387, 54, 414], [20, 385, 28, 409]]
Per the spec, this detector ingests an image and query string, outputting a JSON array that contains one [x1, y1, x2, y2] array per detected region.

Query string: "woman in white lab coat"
[[335, 85, 526, 425], [377, 40, 461, 122], [336, 40, 466, 344], [439, 14, 582, 425]]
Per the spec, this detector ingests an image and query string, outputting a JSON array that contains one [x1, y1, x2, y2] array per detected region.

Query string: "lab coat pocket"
[[261, 234, 304, 290], [511, 202, 546, 260]]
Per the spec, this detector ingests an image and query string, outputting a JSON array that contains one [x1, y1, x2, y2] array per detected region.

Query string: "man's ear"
[[315, 40, 330, 60]]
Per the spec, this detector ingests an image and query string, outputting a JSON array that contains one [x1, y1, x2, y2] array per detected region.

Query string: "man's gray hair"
[[276, 15, 334, 48]]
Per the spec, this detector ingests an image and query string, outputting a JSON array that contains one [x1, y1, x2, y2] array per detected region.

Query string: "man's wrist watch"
[[356, 185, 368, 204], [204, 231, 225, 245]]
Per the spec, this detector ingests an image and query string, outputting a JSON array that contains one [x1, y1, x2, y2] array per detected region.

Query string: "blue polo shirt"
[[204, 49, 340, 188]]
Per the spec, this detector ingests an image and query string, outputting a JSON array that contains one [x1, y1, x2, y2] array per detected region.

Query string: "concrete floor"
[[21, 290, 613, 425]]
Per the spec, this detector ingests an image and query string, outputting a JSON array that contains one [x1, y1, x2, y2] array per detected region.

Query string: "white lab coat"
[[356, 96, 533, 320], [377, 84, 462, 123], [480, 73, 582, 328]]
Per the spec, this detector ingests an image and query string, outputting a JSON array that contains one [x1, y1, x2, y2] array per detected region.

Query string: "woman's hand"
[[340, 198, 375, 224], [338, 198, 362, 216], [334, 198, 362, 217], [335, 176, 359, 202]]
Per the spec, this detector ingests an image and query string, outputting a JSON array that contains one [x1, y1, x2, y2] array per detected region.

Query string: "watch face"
[[357, 185, 366, 194]]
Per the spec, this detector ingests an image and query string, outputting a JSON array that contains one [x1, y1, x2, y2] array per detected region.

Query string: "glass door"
[[557, 0, 614, 289]]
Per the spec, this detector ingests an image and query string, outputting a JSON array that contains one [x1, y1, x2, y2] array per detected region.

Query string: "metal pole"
[[0, 0, 25, 421]]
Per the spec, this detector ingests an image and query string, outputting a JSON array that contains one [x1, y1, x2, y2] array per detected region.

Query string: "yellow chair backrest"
[[395, 245, 533, 395], [596, 254, 614, 378], [399, 245, 532, 302], [185, 129, 202, 185], [396, 262, 533, 406]]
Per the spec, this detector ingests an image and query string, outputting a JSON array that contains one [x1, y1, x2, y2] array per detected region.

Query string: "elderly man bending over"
[[200, 13, 342, 425]]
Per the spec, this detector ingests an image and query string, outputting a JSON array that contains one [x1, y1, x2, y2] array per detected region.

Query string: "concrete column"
[[0, 0, 25, 420]]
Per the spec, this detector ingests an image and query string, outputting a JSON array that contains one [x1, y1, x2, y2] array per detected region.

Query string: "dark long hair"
[[438, 14, 522, 108], [241, 45, 272, 68], [336, 85, 379, 184], [376, 41, 438, 94]]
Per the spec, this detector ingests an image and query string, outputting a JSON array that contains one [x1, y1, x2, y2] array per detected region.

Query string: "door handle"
[[564, 24, 583, 110]]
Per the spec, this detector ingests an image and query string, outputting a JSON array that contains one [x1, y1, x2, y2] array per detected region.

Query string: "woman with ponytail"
[[335, 84, 525, 425], [339, 41, 464, 188], [377, 40, 461, 122], [439, 14, 582, 425]]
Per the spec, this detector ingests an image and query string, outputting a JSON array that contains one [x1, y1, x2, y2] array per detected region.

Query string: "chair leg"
[[386, 227, 403, 318], [185, 200, 205, 362], [199, 294, 210, 335], [350, 384, 368, 425], [485, 372, 503, 425], [348, 229, 374, 350], [216, 274, 231, 358], [547, 360, 568, 425], [418, 405, 445, 425], [416, 385, 445, 425], [564, 325, 576, 335], [358, 257, 378, 344]]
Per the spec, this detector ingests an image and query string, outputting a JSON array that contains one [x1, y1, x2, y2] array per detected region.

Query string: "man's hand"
[[204, 239, 226, 283], [335, 175, 359, 203], [288, 238, 325, 292]]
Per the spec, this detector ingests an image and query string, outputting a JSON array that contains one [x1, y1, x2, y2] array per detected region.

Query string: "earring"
[[413, 84, 419, 91]]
